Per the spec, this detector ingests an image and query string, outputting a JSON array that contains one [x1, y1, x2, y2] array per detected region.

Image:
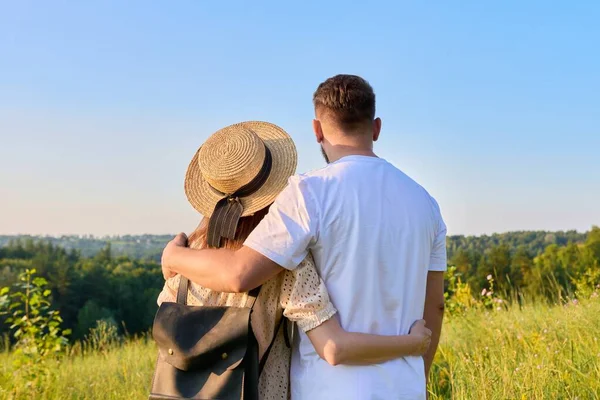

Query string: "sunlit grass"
[[431, 298, 600, 399], [0, 338, 156, 400], [1, 299, 599, 399]]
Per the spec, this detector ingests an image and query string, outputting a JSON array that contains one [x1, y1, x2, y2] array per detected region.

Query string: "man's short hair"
[[313, 74, 376, 132]]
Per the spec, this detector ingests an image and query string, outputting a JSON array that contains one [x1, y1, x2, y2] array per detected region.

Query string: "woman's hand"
[[408, 319, 432, 356]]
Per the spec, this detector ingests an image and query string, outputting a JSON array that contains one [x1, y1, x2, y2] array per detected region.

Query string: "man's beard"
[[320, 145, 330, 164]]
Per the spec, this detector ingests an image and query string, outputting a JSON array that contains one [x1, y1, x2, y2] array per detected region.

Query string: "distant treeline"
[[447, 228, 599, 298], [1, 227, 599, 339], [447, 230, 588, 260], [0, 234, 172, 262], [1, 230, 590, 266]]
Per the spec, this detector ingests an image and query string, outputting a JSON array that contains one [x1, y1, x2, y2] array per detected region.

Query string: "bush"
[[0, 269, 70, 388], [85, 319, 121, 354], [444, 266, 475, 315], [75, 300, 115, 339]]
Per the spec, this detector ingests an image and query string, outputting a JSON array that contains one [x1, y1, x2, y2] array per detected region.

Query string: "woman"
[[158, 121, 431, 399]]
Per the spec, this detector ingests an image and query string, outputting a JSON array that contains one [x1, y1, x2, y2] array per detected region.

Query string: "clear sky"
[[1, 1, 599, 236]]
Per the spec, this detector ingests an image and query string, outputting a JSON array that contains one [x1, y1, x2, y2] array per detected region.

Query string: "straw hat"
[[184, 121, 298, 219]]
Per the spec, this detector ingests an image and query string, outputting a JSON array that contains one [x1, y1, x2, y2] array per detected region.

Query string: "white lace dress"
[[157, 253, 337, 400]]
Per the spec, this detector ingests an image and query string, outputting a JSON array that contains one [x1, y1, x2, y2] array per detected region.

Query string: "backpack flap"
[[153, 302, 252, 372]]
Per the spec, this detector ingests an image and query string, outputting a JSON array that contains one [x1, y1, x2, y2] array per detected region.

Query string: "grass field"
[[1, 298, 599, 399]]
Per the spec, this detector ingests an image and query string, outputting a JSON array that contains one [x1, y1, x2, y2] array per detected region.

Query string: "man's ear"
[[313, 119, 324, 143], [372, 117, 382, 142]]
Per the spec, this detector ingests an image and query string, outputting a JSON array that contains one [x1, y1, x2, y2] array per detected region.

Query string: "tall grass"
[[431, 298, 600, 399], [1, 299, 599, 399], [0, 337, 156, 400]]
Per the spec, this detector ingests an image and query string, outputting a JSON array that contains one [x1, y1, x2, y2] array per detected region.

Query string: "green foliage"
[[572, 267, 600, 299], [0, 298, 598, 399], [0, 269, 71, 388], [586, 226, 600, 261], [0, 229, 596, 398], [478, 273, 506, 311], [443, 266, 476, 315], [0, 240, 164, 342], [447, 230, 588, 260], [0, 335, 156, 399], [1, 229, 599, 342], [75, 300, 115, 338], [429, 296, 600, 399], [85, 319, 121, 354], [446, 226, 600, 304], [0, 229, 598, 395], [444, 267, 507, 317]]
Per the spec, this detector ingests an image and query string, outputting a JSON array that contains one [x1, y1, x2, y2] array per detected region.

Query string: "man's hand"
[[161, 233, 188, 280]]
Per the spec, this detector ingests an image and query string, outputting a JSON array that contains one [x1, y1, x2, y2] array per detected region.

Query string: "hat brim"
[[184, 121, 298, 218]]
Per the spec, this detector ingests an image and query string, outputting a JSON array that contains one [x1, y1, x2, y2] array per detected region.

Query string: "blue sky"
[[1, 1, 599, 236]]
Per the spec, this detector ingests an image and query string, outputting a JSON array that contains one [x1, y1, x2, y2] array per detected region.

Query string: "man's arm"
[[162, 177, 317, 292], [161, 233, 284, 293], [422, 271, 445, 378]]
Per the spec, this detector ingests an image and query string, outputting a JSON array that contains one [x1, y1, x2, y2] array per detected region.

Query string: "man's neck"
[[326, 145, 377, 163]]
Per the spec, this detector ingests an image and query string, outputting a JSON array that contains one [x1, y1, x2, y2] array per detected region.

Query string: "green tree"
[[510, 246, 532, 291], [485, 244, 512, 295], [75, 300, 115, 338], [585, 226, 600, 262]]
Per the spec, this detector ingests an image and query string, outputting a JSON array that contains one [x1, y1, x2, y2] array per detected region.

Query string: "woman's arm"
[[156, 275, 179, 306], [306, 318, 431, 366], [281, 255, 431, 366]]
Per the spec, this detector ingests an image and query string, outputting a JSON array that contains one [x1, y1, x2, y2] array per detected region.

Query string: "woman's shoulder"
[[281, 252, 321, 291], [296, 252, 316, 268]]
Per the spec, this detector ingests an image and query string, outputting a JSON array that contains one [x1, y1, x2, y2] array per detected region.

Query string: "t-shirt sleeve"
[[429, 198, 448, 272], [244, 176, 318, 270]]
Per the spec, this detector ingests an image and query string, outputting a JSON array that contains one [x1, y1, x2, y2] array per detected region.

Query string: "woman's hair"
[[188, 207, 270, 250]]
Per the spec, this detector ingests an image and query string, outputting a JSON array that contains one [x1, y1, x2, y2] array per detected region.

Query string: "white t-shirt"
[[245, 155, 447, 400]]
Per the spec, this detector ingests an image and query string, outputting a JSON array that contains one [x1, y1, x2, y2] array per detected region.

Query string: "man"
[[162, 74, 446, 399]]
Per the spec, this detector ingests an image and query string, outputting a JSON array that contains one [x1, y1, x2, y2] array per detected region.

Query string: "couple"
[[159, 74, 447, 400]]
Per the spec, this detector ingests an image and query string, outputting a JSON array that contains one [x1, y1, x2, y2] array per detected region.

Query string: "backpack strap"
[[177, 276, 189, 305], [247, 286, 262, 311], [176, 276, 261, 306], [258, 314, 285, 376], [283, 318, 293, 349]]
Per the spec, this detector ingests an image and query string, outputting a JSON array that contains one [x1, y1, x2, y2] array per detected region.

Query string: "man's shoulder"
[[384, 162, 434, 195], [298, 162, 338, 178], [286, 160, 442, 215], [286, 164, 336, 187], [277, 172, 324, 207], [383, 161, 443, 215], [294, 157, 371, 183]]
